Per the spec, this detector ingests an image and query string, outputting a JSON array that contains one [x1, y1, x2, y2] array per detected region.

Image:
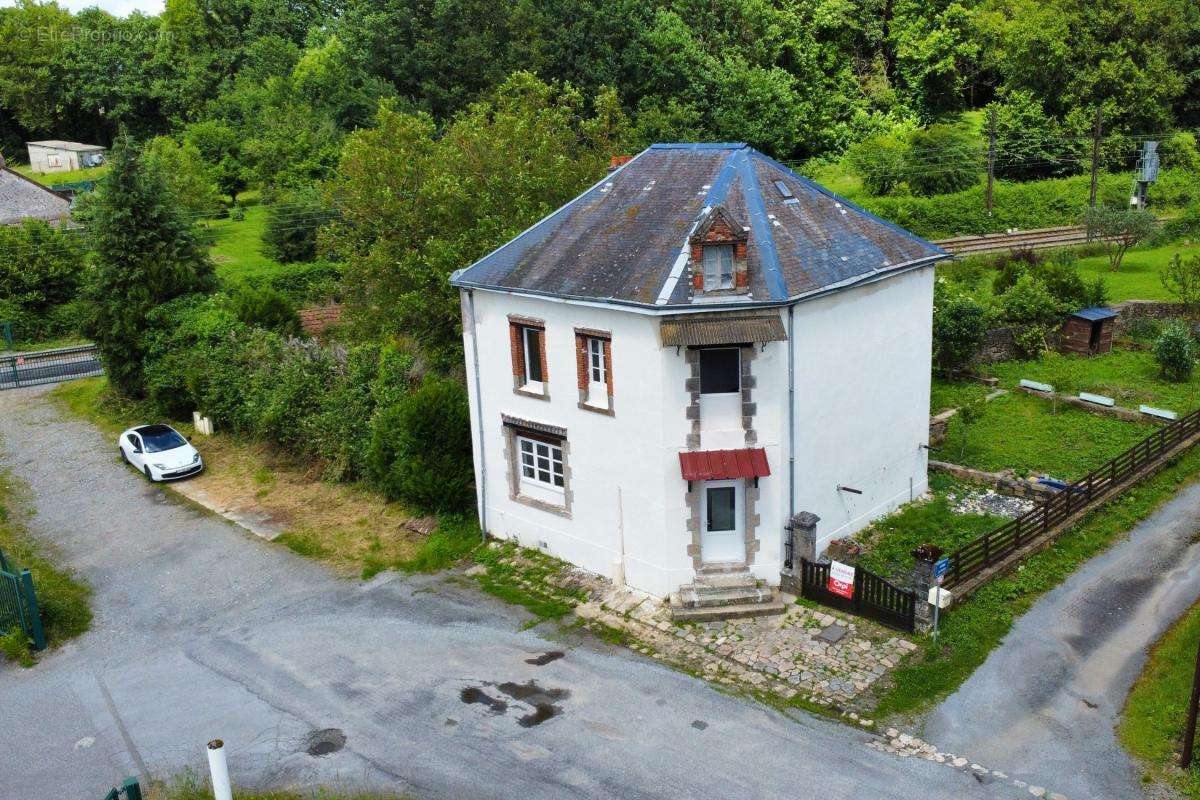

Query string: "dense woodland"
[[3, 0, 1200, 516]]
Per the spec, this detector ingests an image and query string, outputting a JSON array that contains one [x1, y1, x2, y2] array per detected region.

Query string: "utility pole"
[[985, 107, 997, 216], [1087, 107, 1103, 242], [1089, 107, 1103, 210], [1182, 638, 1200, 769]]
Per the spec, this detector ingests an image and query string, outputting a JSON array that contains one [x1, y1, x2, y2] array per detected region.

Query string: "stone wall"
[[1111, 300, 1188, 336]]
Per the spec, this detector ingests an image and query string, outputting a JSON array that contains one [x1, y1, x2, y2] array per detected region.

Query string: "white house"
[[25, 140, 106, 174], [451, 143, 949, 618]]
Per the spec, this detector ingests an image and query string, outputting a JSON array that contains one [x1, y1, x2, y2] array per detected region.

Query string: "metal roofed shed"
[[1060, 307, 1117, 356], [26, 140, 106, 174], [450, 143, 948, 310]]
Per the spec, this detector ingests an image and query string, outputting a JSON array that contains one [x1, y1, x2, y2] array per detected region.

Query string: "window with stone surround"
[[502, 417, 571, 516], [689, 205, 749, 296]]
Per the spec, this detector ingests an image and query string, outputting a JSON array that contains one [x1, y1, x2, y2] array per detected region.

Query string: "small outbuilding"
[[1060, 307, 1116, 356], [25, 140, 106, 174]]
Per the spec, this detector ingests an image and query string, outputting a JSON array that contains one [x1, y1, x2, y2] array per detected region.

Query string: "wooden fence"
[[943, 405, 1200, 594], [799, 558, 917, 633]]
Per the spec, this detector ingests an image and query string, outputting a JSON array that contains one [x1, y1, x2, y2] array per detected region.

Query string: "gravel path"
[[923, 475, 1200, 799], [0, 385, 1021, 800]]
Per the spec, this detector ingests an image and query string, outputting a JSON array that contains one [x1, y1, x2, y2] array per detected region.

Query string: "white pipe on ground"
[[207, 739, 233, 800]]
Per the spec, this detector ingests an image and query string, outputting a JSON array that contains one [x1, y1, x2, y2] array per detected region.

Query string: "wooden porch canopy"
[[678, 448, 771, 481]]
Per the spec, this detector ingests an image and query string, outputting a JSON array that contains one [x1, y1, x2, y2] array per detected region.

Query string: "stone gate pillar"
[[911, 544, 942, 633], [780, 511, 819, 593]]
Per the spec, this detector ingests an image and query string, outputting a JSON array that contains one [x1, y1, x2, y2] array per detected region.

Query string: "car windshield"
[[139, 426, 187, 453]]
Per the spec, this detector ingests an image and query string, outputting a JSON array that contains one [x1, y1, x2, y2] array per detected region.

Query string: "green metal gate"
[[0, 547, 46, 651]]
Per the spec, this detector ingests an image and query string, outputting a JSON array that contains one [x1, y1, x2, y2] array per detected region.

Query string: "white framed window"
[[587, 337, 606, 384], [518, 436, 564, 489], [521, 325, 544, 390], [703, 244, 735, 290]]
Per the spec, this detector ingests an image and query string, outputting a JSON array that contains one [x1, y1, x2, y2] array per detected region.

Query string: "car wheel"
[[120, 447, 128, 464], [144, 465, 155, 482]]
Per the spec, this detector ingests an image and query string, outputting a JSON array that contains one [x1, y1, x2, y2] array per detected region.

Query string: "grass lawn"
[[939, 390, 1151, 479], [1074, 240, 1200, 303], [1120, 600, 1200, 798], [854, 474, 1006, 581], [0, 470, 92, 665], [930, 376, 992, 414], [51, 377, 478, 579], [870, 444, 1200, 721], [203, 205, 290, 285], [12, 163, 109, 186], [988, 349, 1200, 415], [951, 240, 1200, 305]]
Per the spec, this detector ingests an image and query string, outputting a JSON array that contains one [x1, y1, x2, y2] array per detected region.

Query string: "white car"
[[118, 424, 204, 482]]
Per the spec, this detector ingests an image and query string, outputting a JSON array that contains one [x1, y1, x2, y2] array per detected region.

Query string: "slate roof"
[[27, 140, 105, 152], [1069, 307, 1118, 322], [451, 143, 948, 309], [0, 168, 71, 225]]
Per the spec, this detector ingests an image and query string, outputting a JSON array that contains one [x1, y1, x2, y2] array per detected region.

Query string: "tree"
[[324, 72, 632, 359], [1160, 253, 1200, 318], [932, 285, 988, 373], [84, 137, 216, 396], [142, 136, 222, 218], [1154, 320, 1195, 382], [183, 120, 246, 203], [262, 186, 335, 263], [1082, 206, 1158, 271], [905, 124, 981, 196], [0, 220, 86, 340], [846, 132, 909, 196]]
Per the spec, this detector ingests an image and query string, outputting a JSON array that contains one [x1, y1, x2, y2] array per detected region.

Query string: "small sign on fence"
[[934, 556, 950, 586], [828, 560, 855, 599]]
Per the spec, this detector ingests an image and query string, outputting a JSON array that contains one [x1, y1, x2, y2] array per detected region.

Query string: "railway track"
[[933, 224, 1114, 256]]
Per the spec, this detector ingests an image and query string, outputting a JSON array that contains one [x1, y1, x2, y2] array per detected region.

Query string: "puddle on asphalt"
[[525, 650, 565, 666], [303, 728, 346, 757], [691, 720, 708, 730], [459, 680, 569, 727]]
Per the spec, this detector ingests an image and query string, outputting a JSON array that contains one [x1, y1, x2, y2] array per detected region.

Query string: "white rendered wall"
[[788, 266, 934, 553], [461, 290, 696, 598]]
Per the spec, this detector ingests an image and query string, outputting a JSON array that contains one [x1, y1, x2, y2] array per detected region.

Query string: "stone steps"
[[668, 595, 786, 622]]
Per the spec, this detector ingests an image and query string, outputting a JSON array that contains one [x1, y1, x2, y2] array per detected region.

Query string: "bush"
[[227, 282, 300, 335], [367, 377, 474, 514], [938, 257, 987, 290], [267, 261, 343, 304], [991, 248, 1043, 296], [1160, 252, 1200, 317], [846, 132, 909, 196], [262, 187, 336, 263], [999, 273, 1061, 358], [906, 124, 981, 197], [932, 286, 989, 373], [1154, 321, 1195, 382], [0, 220, 86, 343]]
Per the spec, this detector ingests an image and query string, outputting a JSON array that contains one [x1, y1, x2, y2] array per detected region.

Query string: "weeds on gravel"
[[148, 768, 409, 800], [0, 472, 92, 661], [869, 446, 1200, 721], [471, 542, 582, 625], [0, 626, 34, 667]]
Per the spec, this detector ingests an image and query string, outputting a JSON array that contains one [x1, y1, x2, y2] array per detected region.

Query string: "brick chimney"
[[608, 154, 632, 172]]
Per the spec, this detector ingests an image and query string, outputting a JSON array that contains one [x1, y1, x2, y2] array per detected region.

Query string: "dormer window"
[[703, 244, 735, 290], [689, 205, 749, 296]]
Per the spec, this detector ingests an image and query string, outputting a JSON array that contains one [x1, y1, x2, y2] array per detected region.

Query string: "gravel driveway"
[[0, 385, 1022, 800], [923, 475, 1200, 799]]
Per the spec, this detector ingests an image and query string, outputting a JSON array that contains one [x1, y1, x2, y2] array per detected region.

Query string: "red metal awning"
[[678, 448, 770, 481]]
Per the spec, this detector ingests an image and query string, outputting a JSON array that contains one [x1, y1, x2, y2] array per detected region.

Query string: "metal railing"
[[0, 547, 45, 650], [0, 344, 102, 390]]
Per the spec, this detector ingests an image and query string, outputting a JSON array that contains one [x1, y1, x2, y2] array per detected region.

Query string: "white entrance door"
[[701, 480, 745, 564]]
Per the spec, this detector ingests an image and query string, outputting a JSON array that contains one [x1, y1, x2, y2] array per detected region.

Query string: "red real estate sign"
[[828, 560, 855, 599]]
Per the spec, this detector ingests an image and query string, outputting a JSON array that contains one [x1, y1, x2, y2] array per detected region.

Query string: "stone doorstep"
[[668, 594, 786, 622], [677, 585, 774, 609]]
